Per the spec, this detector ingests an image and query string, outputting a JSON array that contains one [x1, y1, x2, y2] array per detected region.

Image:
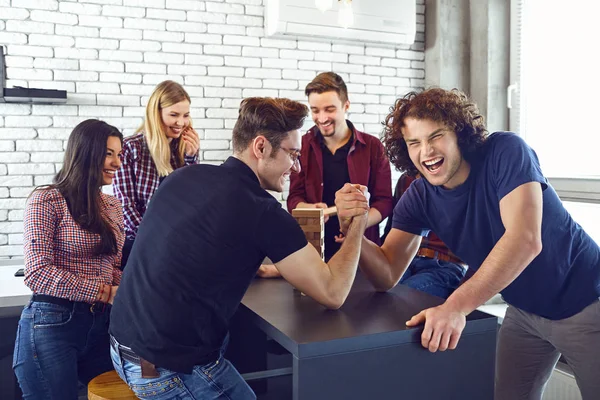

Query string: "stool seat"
[[88, 370, 137, 400]]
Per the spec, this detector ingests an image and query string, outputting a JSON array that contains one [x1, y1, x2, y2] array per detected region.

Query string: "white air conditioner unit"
[[265, 0, 416, 47]]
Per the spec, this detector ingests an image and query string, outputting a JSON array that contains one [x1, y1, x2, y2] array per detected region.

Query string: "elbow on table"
[[321, 291, 348, 310], [372, 279, 396, 293]]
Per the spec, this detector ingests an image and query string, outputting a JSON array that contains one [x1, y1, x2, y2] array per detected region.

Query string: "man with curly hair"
[[335, 88, 600, 399]]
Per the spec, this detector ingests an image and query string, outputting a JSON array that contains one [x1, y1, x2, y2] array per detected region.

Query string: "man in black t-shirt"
[[109, 97, 370, 400]]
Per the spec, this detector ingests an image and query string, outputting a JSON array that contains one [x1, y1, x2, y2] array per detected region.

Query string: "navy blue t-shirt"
[[393, 132, 600, 320]]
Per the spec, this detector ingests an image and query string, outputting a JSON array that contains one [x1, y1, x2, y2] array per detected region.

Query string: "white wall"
[[0, 0, 425, 258]]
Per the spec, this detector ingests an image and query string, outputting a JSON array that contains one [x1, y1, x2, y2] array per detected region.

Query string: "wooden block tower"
[[291, 208, 325, 260]]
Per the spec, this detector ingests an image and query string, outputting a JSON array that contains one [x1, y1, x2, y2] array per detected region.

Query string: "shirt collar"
[[311, 120, 367, 147], [222, 156, 260, 185]]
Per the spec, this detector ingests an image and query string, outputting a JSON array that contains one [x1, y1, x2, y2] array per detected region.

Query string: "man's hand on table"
[[406, 302, 466, 352]]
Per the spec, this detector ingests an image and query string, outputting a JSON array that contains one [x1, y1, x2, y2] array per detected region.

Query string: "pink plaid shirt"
[[23, 189, 124, 304], [113, 133, 198, 239]]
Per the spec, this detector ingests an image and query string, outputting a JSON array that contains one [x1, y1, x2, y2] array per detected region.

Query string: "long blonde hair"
[[138, 80, 191, 177]]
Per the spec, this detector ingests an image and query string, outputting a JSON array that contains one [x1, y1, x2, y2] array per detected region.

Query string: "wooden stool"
[[88, 370, 137, 400]]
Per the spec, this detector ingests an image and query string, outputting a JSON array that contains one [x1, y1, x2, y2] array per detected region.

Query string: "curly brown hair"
[[382, 88, 488, 176]]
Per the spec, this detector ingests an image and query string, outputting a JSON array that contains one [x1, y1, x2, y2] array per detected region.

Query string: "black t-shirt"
[[110, 157, 307, 373], [320, 133, 352, 261]]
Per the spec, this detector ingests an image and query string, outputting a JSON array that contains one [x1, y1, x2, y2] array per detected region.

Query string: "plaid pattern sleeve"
[[23, 189, 125, 304], [184, 153, 198, 165], [113, 133, 197, 239], [113, 134, 147, 239]]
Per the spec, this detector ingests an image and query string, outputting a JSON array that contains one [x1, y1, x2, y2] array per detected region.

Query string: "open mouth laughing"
[[422, 157, 444, 173]]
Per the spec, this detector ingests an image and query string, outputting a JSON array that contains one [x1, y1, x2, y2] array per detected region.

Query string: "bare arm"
[[275, 213, 368, 309], [366, 207, 383, 228], [275, 186, 370, 309], [440, 181, 543, 314], [358, 228, 421, 291], [407, 182, 543, 352]]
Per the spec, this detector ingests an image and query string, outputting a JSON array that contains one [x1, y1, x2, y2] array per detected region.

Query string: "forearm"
[[325, 214, 368, 307], [366, 207, 383, 228], [358, 237, 402, 291], [445, 231, 542, 314]]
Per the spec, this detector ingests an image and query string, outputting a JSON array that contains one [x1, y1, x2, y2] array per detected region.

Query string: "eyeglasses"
[[280, 147, 301, 165]]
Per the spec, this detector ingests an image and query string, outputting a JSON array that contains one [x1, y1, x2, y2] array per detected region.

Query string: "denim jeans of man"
[[399, 256, 466, 299], [110, 335, 256, 400], [12, 300, 114, 400]]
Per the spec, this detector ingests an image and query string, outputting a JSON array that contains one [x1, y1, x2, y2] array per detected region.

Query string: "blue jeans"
[[400, 256, 467, 299], [110, 335, 256, 400], [12, 300, 114, 400]]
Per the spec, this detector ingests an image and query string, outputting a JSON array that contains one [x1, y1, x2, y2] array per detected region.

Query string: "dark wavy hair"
[[232, 97, 308, 155], [382, 88, 488, 175], [38, 119, 123, 256]]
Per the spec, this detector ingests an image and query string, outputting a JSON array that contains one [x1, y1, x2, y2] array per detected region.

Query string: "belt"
[[416, 248, 466, 267], [110, 335, 160, 378], [31, 294, 109, 314]]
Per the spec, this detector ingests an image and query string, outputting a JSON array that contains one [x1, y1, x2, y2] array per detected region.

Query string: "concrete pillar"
[[425, 0, 471, 91], [469, 0, 510, 132], [425, 0, 510, 131]]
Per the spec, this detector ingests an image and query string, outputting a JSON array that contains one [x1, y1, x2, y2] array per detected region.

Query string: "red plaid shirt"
[[23, 189, 124, 304], [113, 133, 198, 239]]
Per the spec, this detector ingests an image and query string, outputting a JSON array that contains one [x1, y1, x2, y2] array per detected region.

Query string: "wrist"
[[443, 293, 471, 316], [97, 284, 110, 303]]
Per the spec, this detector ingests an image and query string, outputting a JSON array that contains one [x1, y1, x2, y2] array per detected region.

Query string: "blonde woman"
[[113, 80, 200, 267]]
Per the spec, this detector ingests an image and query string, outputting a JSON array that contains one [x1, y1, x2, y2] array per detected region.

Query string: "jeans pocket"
[[128, 371, 188, 398], [199, 356, 223, 376], [32, 302, 73, 328]]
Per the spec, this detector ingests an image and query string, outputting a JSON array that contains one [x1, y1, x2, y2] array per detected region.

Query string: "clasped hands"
[[334, 183, 370, 238]]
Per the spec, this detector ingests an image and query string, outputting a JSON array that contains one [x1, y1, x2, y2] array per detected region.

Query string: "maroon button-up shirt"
[[287, 123, 393, 245]]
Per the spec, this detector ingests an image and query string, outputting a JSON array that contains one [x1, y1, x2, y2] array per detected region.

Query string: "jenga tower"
[[291, 208, 325, 260]]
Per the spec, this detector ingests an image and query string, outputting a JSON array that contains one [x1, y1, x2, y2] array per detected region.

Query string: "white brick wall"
[[0, 0, 425, 258]]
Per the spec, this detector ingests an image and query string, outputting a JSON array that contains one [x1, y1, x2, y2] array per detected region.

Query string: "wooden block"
[[292, 208, 324, 218], [323, 206, 337, 217], [292, 207, 325, 260], [300, 223, 323, 233]]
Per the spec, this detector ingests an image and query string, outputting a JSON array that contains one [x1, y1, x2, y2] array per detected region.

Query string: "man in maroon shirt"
[[287, 72, 393, 261]]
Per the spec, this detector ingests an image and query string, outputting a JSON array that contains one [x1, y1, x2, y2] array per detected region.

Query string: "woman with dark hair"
[[13, 119, 125, 399]]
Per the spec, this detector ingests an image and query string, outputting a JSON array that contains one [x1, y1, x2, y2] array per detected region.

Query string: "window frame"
[[509, 0, 600, 203]]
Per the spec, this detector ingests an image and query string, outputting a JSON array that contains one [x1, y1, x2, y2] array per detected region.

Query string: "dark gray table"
[[239, 274, 498, 400]]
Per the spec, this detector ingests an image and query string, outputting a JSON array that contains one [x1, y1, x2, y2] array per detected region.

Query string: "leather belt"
[[110, 335, 159, 378], [31, 294, 108, 314], [416, 248, 466, 267]]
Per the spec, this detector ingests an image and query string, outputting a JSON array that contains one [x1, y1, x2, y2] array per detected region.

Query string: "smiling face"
[[102, 136, 122, 185], [160, 100, 191, 141], [402, 118, 470, 189], [256, 129, 301, 192], [308, 91, 349, 139]]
